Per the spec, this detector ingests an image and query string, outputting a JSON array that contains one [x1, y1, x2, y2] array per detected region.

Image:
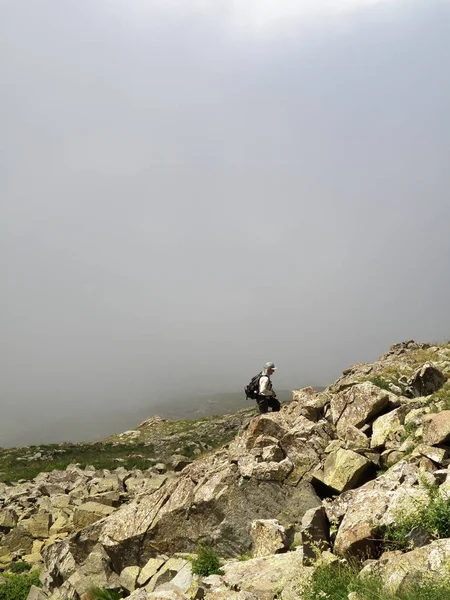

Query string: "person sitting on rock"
[[257, 362, 280, 414]]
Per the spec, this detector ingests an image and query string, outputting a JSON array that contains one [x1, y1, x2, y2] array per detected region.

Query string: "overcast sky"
[[2, 0, 450, 446]]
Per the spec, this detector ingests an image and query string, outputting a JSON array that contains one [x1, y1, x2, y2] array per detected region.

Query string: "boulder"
[[337, 425, 370, 450], [146, 557, 188, 592], [330, 383, 395, 433], [300, 506, 329, 566], [146, 590, 189, 600], [87, 491, 121, 507], [138, 557, 167, 586], [410, 444, 447, 465], [26, 586, 47, 600], [220, 552, 308, 600], [371, 410, 403, 449], [359, 539, 450, 594], [204, 591, 258, 600], [290, 388, 330, 421], [250, 519, 291, 558], [422, 411, 450, 445], [0, 508, 18, 530], [329, 363, 374, 393], [334, 462, 421, 558], [1, 527, 33, 554], [65, 544, 121, 599], [89, 476, 122, 495], [407, 363, 446, 397], [404, 525, 432, 549], [156, 561, 193, 594], [40, 539, 77, 594], [279, 418, 331, 485], [120, 565, 140, 592], [21, 511, 52, 538], [171, 457, 193, 472], [323, 449, 371, 493], [71, 436, 321, 569], [73, 502, 116, 530]]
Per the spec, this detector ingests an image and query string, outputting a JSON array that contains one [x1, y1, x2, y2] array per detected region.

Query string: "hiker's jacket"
[[259, 370, 276, 397]]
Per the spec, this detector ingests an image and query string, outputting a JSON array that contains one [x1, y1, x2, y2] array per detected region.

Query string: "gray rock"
[[330, 383, 395, 433], [171, 457, 193, 472], [73, 502, 116, 530], [250, 519, 291, 558], [0, 509, 18, 530], [334, 461, 421, 558], [26, 585, 47, 600], [407, 362, 446, 397], [422, 411, 450, 445], [405, 525, 432, 549], [120, 565, 140, 592], [323, 449, 371, 493], [301, 506, 329, 565], [359, 539, 450, 594]]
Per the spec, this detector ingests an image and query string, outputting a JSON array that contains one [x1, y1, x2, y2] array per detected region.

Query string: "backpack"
[[244, 372, 263, 400]]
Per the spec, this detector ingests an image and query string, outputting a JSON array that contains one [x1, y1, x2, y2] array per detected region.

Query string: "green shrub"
[[0, 571, 41, 600], [370, 376, 392, 391], [8, 561, 31, 573], [190, 544, 222, 576], [89, 588, 123, 600], [238, 552, 253, 561]]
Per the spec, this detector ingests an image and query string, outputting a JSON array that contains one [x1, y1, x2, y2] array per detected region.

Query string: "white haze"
[[1, 0, 450, 446]]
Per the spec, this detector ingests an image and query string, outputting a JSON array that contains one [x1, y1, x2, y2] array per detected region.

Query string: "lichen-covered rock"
[[0, 508, 18, 529], [219, 552, 308, 600], [323, 449, 371, 493], [334, 462, 421, 558], [250, 519, 291, 558], [410, 444, 447, 465], [65, 544, 121, 599], [371, 409, 404, 449], [337, 425, 370, 450], [26, 585, 47, 600], [146, 557, 188, 593], [359, 539, 450, 594], [422, 411, 450, 445], [407, 362, 446, 397], [1, 527, 33, 555], [73, 502, 116, 530], [290, 388, 330, 421], [330, 383, 396, 433], [301, 506, 329, 565], [21, 511, 52, 538], [120, 565, 140, 592]]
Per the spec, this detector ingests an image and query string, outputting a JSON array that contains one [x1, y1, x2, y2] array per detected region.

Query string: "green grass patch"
[[399, 421, 419, 442], [0, 442, 156, 484], [301, 561, 450, 600], [382, 481, 450, 550], [370, 376, 393, 391], [428, 380, 450, 412], [238, 552, 253, 561], [0, 571, 41, 600], [0, 411, 250, 484], [89, 588, 123, 600]]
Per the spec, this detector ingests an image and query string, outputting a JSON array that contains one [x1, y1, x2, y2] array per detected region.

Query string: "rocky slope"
[[2, 340, 450, 600]]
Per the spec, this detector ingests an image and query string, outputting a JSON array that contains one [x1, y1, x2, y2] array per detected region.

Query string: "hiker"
[[256, 362, 280, 414]]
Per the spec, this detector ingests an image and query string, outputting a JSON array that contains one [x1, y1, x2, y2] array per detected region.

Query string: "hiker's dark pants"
[[256, 395, 280, 414]]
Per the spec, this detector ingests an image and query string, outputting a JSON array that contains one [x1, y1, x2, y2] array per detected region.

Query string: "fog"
[[2, 0, 450, 447]]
